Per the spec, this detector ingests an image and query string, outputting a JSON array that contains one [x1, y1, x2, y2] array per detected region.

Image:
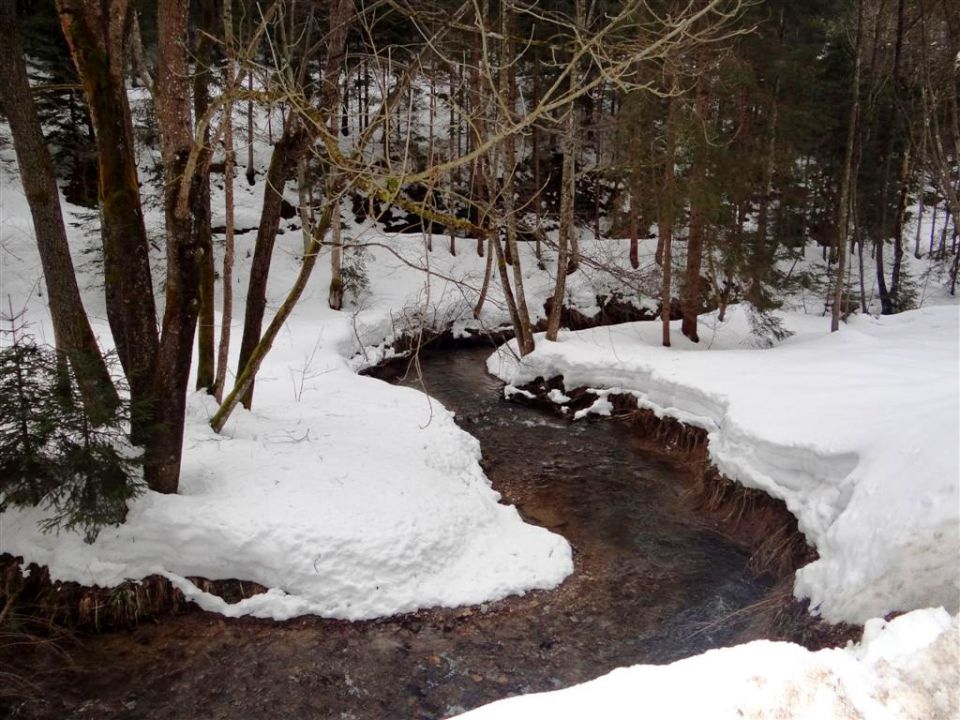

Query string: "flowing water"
[[25, 347, 772, 719]]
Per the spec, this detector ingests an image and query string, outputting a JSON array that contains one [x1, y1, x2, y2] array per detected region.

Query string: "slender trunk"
[[236, 0, 353, 408], [629, 168, 641, 269], [246, 72, 255, 185], [854, 194, 867, 313], [194, 1, 217, 392], [328, 159, 344, 311], [500, 8, 534, 355], [298, 158, 314, 255], [875, 0, 906, 314], [889, 146, 912, 304], [449, 63, 457, 256], [832, 0, 863, 332], [532, 59, 542, 259], [0, 2, 119, 424], [546, 75, 577, 342], [468, 51, 485, 258], [473, 238, 494, 318], [661, 99, 677, 348], [681, 71, 709, 343], [215, 0, 237, 403], [212, 205, 334, 433]]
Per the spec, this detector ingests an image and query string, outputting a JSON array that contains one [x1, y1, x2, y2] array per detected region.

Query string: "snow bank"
[[0, 155, 574, 621], [456, 607, 959, 719], [489, 305, 960, 623], [2, 367, 571, 620]]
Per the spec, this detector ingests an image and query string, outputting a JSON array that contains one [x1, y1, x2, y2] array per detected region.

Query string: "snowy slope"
[[489, 304, 960, 624], [456, 607, 959, 720]]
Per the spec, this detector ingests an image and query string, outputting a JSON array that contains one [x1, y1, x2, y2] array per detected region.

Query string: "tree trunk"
[[246, 71, 255, 185], [546, 77, 577, 342], [832, 0, 863, 332], [473, 239, 494, 319], [468, 51, 485, 258], [148, 0, 207, 493], [629, 170, 641, 269], [661, 99, 677, 348], [680, 71, 709, 343], [236, 0, 354, 408], [499, 7, 534, 355], [0, 2, 120, 424], [215, 0, 237, 403], [889, 146, 912, 306], [56, 0, 159, 440], [212, 205, 334, 433], [193, 0, 217, 393]]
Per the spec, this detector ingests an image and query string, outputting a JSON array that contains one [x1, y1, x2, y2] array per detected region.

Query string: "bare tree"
[[0, 2, 119, 424], [832, 0, 863, 332]]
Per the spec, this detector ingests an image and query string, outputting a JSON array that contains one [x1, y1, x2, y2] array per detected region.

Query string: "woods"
[[1, 2, 959, 717], [1, 0, 957, 513]]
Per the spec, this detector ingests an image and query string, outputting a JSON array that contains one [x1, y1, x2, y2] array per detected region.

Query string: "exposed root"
[[0, 556, 267, 633]]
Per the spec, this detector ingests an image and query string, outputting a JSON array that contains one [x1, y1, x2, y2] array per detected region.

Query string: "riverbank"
[[489, 303, 960, 625]]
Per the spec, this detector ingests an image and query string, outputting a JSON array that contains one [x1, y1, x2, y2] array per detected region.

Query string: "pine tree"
[[0, 318, 141, 542]]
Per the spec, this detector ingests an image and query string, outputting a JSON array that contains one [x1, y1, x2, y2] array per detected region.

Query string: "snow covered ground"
[[490, 304, 960, 625], [456, 607, 958, 719], [0, 148, 585, 620], [2, 87, 959, 713]]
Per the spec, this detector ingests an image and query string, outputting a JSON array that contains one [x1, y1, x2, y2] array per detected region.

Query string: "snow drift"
[[456, 607, 958, 720], [489, 305, 960, 624]]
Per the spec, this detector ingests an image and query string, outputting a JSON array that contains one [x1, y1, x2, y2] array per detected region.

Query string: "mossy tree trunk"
[[56, 0, 159, 438], [0, 2, 120, 425]]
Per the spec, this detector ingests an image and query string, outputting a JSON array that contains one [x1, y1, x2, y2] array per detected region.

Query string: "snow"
[[0, 141, 575, 621], [2, 80, 959, 714], [455, 607, 959, 720], [488, 304, 960, 624]]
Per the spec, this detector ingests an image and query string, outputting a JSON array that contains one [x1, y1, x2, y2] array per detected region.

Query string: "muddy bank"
[[3, 344, 855, 720]]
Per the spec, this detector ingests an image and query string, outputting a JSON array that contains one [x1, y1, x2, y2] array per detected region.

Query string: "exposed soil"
[[3, 346, 851, 720]]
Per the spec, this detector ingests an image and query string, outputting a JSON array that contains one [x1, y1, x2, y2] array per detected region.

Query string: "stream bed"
[[24, 347, 775, 719]]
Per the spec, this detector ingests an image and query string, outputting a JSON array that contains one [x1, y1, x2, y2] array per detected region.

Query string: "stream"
[[28, 347, 773, 719]]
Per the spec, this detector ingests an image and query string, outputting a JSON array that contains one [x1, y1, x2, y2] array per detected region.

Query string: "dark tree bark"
[[832, 0, 863, 332], [215, 0, 237, 403], [546, 72, 578, 343], [56, 0, 159, 438], [680, 72, 709, 343], [661, 98, 677, 348], [0, 2, 120, 424], [499, 7, 534, 355], [629, 170, 642, 270], [235, 0, 354, 409], [193, 0, 218, 392]]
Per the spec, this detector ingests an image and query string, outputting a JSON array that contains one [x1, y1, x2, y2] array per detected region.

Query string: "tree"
[[55, 0, 211, 492], [831, 0, 863, 332], [0, 2, 120, 425], [236, 0, 354, 409]]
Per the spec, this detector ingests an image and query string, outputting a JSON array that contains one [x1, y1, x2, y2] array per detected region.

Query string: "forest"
[[0, 0, 958, 718]]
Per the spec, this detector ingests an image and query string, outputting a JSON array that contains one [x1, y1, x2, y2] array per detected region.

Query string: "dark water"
[[384, 347, 771, 664], [28, 347, 772, 720]]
